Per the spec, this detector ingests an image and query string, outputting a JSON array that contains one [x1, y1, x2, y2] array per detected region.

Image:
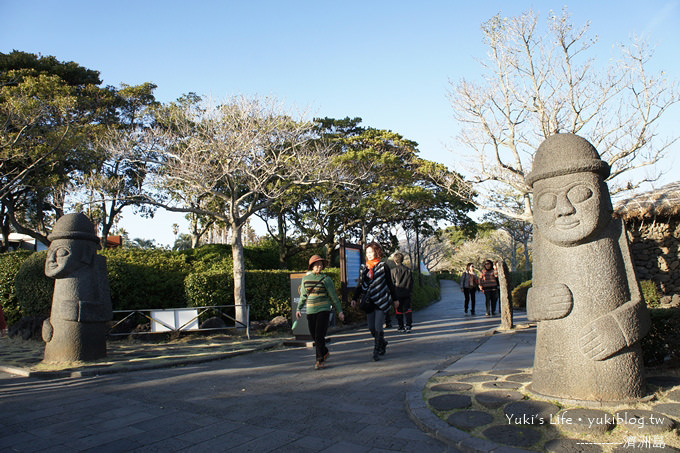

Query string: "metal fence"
[[109, 304, 250, 339]]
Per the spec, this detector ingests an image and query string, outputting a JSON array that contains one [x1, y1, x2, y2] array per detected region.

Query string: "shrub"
[[436, 271, 457, 281], [640, 280, 661, 308], [181, 242, 281, 272], [0, 251, 32, 325], [14, 250, 54, 318], [246, 270, 299, 319], [100, 248, 192, 310], [412, 272, 441, 310], [185, 268, 345, 322], [509, 270, 532, 289], [511, 280, 532, 310]]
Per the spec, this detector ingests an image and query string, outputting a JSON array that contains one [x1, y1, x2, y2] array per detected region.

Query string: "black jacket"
[[391, 264, 413, 299]]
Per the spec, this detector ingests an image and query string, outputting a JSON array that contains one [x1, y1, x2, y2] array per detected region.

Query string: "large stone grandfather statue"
[[42, 213, 112, 362], [526, 133, 650, 403]]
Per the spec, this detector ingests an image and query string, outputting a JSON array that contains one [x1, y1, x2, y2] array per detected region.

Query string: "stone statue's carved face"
[[533, 172, 609, 246], [45, 239, 90, 278]]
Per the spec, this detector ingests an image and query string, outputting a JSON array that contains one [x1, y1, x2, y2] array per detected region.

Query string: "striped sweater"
[[353, 262, 398, 312], [297, 273, 343, 315]]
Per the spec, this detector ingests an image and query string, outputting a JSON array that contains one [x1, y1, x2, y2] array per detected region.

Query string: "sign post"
[[340, 239, 362, 304]]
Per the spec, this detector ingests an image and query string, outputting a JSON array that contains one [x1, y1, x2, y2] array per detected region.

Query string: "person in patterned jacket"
[[351, 242, 399, 361], [296, 255, 345, 370], [479, 259, 499, 316]]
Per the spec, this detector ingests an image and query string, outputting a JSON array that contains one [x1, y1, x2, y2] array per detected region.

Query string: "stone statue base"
[[43, 319, 108, 362]]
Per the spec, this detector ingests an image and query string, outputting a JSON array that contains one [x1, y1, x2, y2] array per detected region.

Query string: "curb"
[[404, 336, 534, 453], [0, 339, 282, 379]]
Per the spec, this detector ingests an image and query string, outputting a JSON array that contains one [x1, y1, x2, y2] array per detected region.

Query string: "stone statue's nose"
[[555, 193, 576, 217]]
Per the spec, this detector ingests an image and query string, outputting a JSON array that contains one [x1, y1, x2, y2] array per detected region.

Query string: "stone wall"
[[626, 218, 680, 295]]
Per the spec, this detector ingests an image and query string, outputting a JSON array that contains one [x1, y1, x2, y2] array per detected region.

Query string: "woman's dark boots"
[[378, 332, 387, 356], [370, 331, 388, 361]]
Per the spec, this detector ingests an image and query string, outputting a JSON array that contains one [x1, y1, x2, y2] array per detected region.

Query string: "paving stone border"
[[406, 368, 680, 452]]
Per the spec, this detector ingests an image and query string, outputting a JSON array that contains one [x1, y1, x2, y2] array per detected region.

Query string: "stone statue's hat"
[[48, 213, 100, 244], [526, 133, 610, 188]]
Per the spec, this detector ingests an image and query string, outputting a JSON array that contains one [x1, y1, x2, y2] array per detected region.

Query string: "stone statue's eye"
[[537, 193, 557, 210], [56, 248, 70, 258], [567, 185, 593, 204]]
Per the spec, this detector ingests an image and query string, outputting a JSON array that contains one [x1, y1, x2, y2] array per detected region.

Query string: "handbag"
[[359, 292, 374, 313]]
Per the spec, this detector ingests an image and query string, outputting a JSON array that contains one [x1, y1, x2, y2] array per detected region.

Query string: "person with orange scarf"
[[351, 242, 399, 361]]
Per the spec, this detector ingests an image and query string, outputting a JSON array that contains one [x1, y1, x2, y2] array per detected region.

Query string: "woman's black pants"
[[306, 311, 330, 362]]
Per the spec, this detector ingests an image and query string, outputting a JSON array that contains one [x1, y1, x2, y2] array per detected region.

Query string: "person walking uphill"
[[296, 255, 345, 370], [391, 253, 413, 332], [351, 242, 399, 361], [479, 260, 499, 316]]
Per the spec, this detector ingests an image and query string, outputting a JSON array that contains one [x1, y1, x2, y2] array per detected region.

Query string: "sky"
[[2, 0, 679, 247]]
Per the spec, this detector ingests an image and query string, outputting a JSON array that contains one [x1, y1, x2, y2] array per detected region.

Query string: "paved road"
[[0, 280, 506, 452]]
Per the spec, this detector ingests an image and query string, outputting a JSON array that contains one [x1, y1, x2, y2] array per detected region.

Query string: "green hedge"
[[2, 246, 445, 327], [511, 280, 532, 310], [185, 268, 345, 321], [509, 270, 532, 289], [101, 248, 193, 310], [0, 250, 32, 325], [14, 250, 53, 318], [412, 272, 441, 309]]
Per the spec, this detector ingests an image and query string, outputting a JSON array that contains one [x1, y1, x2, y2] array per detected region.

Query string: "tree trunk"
[[231, 223, 247, 330], [277, 211, 288, 269], [497, 260, 514, 330], [523, 237, 531, 272], [511, 237, 518, 271]]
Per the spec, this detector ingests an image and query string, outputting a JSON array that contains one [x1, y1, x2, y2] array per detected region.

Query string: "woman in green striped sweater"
[[295, 255, 345, 370]]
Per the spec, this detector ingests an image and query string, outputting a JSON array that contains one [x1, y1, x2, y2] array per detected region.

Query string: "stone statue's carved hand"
[[527, 283, 573, 321], [579, 315, 628, 361]]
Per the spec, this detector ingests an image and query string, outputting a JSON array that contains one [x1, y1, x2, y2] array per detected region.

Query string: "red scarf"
[[366, 258, 380, 278]]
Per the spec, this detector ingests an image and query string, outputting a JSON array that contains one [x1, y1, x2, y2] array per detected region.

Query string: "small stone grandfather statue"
[[526, 133, 650, 403], [42, 213, 112, 362]]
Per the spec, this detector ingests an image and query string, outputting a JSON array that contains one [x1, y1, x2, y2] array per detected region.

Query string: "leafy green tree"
[[0, 51, 118, 249], [259, 117, 475, 268], [75, 82, 161, 248]]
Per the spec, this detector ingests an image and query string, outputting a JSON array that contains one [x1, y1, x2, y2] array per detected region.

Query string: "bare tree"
[[149, 95, 344, 325], [447, 8, 679, 221]]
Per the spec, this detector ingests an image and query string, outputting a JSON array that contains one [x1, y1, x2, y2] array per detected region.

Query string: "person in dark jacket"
[[391, 252, 413, 332], [351, 242, 399, 361]]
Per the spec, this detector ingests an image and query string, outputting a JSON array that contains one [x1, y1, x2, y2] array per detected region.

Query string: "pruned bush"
[[14, 250, 54, 318], [0, 251, 32, 325], [100, 248, 192, 310], [511, 280, 532, 310], [412, 272, 441, 310], [184, 268, 347, 322]]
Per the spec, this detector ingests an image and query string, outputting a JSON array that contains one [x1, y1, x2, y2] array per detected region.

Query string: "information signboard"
[[340, 240, 363, 304], [290, 273, 311, 339]]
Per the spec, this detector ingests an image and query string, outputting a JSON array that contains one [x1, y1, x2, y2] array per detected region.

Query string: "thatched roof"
[[614, 181, 680, 221]]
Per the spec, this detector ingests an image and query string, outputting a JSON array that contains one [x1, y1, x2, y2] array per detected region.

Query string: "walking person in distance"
[[460, 263, 478, 315], [479, 259, 500, 316], [391, 252, 413, 332]]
